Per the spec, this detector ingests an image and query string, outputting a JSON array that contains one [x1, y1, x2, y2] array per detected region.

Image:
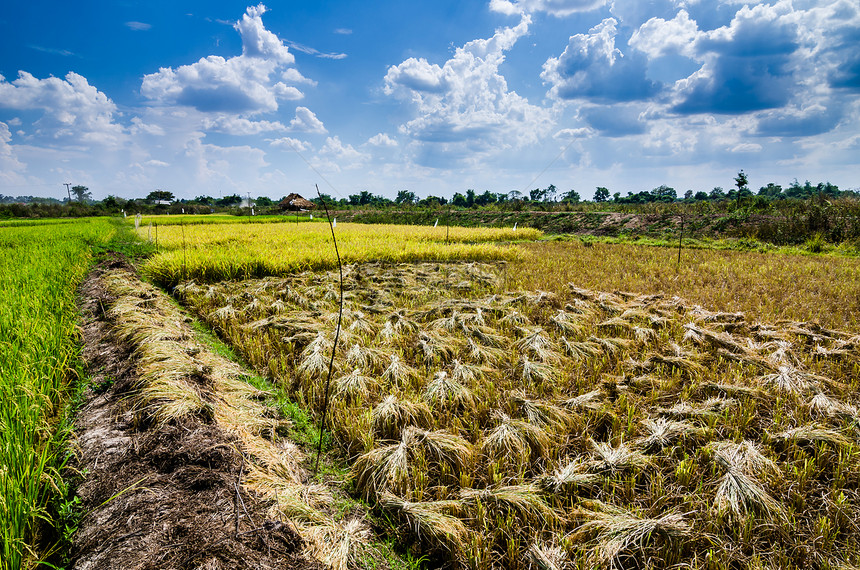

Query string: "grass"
[[0, 218, 115, 569]]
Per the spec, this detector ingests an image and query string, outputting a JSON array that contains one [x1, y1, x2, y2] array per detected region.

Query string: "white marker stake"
[[434, 218, 438, 227], [333, 218, 337, 228], [513, 222, 517, 231]]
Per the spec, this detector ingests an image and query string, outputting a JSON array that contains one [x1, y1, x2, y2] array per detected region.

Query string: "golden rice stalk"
[[709, 440, 779, 479], [525, 543, 568, 570], [809, 393, 859, 420], [371, 395, 431, 440], [657, 397, 736, 420], [643, 353, 706, 378], [538, 459, 602, 494], [460, 483, 559, 527], [589, 336, 635, 358], [382, 353, 418, 387], [482, 413, 552, 467], [417, 331, 460, 367], [632, 326, 658, 344], [407, 426, 474, 476], [516, 327, 561, 362], [511, 391, 571, 430], [773, 425, 852, 449], [431, 311, 464, 333], [423, 371, 475, 412], [713, 467, 784, 521], [519, 356, 556, 384], [137, 378, 208, 425], [699, 382, 766, 400], [347, 309, 375, 335], [638, 418, 707, 452], [550, 310, 584, 336], [378, 493, 468, 557], [571, 501, 692, 568], [596, 317, 633, 334], [500, 309, 532, 327], [302, 519, 372, 570], [758, 365, 822, 395], [333, 368, 376, 402], [209, 304, 238, 323], [353, 440, 411, 500], [562, 389, 603, 412], [560, 337, 601, 361], [464, 324, 508, 348], [587, 440, 652, 474], [244, 468, 329, 524], [467, 338, 505, 365]]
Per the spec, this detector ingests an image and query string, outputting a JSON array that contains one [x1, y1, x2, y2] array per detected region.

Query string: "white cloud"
[[384, 16, 553, 159], [489, 0, 608, 17], [270, 137, 313, 152], [0, 122, 26, 177], [130, 117, 165, 136], [140, 4, 304, 114], [312, 136, 368, 172], [288, 107, 327, 133], [629, 10, 699, 59], [202, 116, 286, 135], [542, 18, 659, 102], [0, 71, 124, 145], [334, 28, 352, 35], [367, 133, 398, 147], [125, 21, 151, 31], [729, 142, 762, 152]]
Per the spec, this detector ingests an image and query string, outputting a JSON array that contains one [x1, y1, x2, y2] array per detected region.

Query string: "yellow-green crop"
[[140, 221, 542, 286], [0, 218, 114, 569]]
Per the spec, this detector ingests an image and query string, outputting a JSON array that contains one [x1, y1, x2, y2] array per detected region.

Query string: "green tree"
[[474, 190, 497, 206], [146, 189, 175, 203], [395, 190, 417, 205], [593, 187, 610, 202], [71, 185, 91, 202], [561, 189, 581, 204]]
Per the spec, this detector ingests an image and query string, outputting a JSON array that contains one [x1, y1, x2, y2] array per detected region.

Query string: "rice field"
[[5, 216, 860, 569], [137, 221, 540, 287], [175, 255, 860, 569], [0, 218, 115, 569]]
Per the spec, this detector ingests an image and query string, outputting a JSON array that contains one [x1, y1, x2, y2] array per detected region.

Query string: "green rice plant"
[[0, 218, 115, 569]]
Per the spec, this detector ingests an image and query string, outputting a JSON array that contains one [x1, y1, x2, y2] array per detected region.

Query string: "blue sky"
[[0, 0, 857, 201]]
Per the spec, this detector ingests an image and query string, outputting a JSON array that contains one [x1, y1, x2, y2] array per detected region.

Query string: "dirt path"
[[71, 256, 319, 569]]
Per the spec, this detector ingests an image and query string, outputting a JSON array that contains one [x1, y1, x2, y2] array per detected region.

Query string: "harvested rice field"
[[5, 217, 860, 569]]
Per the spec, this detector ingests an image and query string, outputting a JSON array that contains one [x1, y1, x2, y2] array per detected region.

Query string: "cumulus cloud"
[[671, 3, 800, 114], [367, 133, 398, 147], [629, 10, 699, 59], [0, 122, 25, 174], [384, 16, 553, 156], [0, 71, 124, 144], [489, 0, 607, 17], [140, 4, 305, 114], [314, 136, 367, 171], [288, 107, 326, 133], [580, 105, 648, 136], [542, 18, 659, 102], [270, 136, 313, 152], [202, 116, 286, 135]]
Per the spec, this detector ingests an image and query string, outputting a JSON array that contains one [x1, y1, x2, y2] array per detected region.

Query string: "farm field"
[[3, 216, 860, 569]]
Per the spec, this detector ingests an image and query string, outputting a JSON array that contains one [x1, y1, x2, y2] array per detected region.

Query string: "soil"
[[71, 255, 320, 570]]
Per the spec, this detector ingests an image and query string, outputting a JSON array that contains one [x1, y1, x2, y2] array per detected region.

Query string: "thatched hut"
[[278, 193, 316, 211]]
